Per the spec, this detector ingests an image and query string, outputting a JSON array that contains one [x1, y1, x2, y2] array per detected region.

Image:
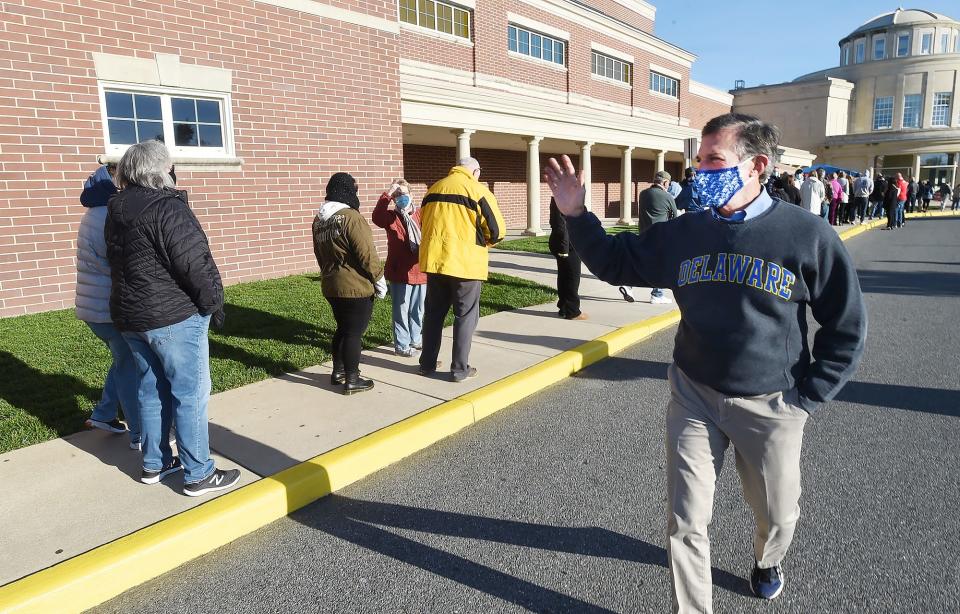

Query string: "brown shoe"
[[567, 313, 589, 321]]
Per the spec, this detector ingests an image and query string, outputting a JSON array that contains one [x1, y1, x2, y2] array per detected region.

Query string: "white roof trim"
[[591, 42, 634, 64], [607, 0, 656, 21], [649, 63, 682, 80], [507, 12, 570, 40], [689, 80, 733, 104]]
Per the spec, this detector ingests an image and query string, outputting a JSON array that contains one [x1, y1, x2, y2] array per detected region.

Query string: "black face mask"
[[169, 164, 177, 185]]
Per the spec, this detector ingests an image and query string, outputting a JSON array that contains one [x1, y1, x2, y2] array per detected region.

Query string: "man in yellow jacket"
[[418, 157, 506, 382]]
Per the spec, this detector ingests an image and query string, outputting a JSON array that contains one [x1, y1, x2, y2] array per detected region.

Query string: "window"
[[591, 51, 631, 85], [941, 33, 950, 53], [873, 37, 885, 60], [399, 0, 470, 39], [649, 71, 679, 97], [507, 25, 565, 66], [902, 94, 922, 128], [872, 96, 893, 130], [921, 33, 932, 54], [855, 40, 865, 63], [955, 32, 960, 52], [932, 92, 952, 126], [102, 88, 229, 156], [841, 45, 849, 65], [897, 34, 910, 56]]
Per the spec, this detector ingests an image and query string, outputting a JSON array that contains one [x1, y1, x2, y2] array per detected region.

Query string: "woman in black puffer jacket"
[[106, 140, 239, 497]]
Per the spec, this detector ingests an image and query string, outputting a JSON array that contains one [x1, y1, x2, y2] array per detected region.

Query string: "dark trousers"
[[419, 273, 482, 378], [327, 296, 374, 375], [853, 196, 868, 222], [554, 251, 582, 318]]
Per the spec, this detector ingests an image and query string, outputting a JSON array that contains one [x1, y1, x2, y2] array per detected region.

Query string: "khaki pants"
[[666, 364, 809, 614]]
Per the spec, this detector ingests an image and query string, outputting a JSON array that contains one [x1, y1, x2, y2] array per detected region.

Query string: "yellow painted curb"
[[5, 210, 956, 612], [0, 310, 680, 614]]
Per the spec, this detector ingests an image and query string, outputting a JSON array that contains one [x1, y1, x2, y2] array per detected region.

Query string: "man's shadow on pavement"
[[294, 495, 751, 612]]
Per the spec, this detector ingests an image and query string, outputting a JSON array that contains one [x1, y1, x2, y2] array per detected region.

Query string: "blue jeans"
[[123, 314, 214, 483], [391, 282, 425, 351], [896, 201, 905, 227], [86, 321, 141, 445]]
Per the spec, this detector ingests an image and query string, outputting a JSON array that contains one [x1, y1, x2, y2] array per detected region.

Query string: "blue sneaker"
[[750, 563, 784, 600]]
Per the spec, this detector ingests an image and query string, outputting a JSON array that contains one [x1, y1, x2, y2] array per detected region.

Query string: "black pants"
[[327, 296, 374, 375], [853, 196, 868, 222], [554, 251, 582, 318]]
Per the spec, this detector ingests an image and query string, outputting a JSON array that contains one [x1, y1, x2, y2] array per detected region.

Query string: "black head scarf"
[[326, 172, 361, 210]]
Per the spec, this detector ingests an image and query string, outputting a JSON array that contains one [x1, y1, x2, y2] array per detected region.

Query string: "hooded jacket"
[[312, 201, 384, 298], [75, 166, 118, 323], [371, 192, 426, 285], [418, 166, 506, 281], [105, 185, 224, 332]]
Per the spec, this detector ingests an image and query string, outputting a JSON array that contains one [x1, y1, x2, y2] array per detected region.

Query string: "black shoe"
[[86, 418, 127, 434], [750, 563, 784, 600], [343, 372, 374, 395], [419, 360, 441, 376], [451, 366, 478, 382], [141, 457, 183, 484], [330, 368, 346, 385], [184, 468, 241, 497], [618, 286, 635, 303]]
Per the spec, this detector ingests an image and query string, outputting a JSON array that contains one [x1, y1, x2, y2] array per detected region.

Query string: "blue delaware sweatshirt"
[[566, 198, 867, 413]]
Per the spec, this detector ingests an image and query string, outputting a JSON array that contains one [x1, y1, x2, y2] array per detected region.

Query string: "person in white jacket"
[[799, 172, 825, 216], [75, 164, 141, 448]]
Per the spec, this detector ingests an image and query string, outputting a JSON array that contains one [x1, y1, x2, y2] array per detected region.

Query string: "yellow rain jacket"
[[418, 166, 506, 280]]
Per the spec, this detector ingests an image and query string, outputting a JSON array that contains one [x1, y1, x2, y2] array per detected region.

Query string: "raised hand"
[[544, 155, 586, 217]]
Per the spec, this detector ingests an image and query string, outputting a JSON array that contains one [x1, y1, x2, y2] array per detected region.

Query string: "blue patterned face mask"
[[693, 159, 753, 209], [395, 194, 411, 209]]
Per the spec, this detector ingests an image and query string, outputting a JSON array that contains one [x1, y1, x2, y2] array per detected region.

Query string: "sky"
[[652, 1, 960, 92]]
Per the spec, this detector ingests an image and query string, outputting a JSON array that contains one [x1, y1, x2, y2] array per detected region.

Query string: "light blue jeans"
[[123, 313, 214, 483], [391, 282, 425, 351], [85, 321, 141, 445]]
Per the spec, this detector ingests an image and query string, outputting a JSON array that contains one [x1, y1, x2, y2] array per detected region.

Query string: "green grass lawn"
[[0, 272, 555, 454], [495, 225, 636, 255]]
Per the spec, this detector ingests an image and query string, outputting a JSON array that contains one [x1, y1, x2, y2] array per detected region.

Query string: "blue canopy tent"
[[800, 163, 861, 177]]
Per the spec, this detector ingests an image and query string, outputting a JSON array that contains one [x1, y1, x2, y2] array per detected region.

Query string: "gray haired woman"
[[105, 140, 239, 497]]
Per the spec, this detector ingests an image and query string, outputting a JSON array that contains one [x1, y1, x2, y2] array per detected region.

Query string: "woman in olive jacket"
[[312, 173, 385, 394]]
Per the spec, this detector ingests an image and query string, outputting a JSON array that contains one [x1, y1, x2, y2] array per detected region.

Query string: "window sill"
[[507, 50, 567, 72], [399, 22, 474, 47], [590, 73, 632, 90], [98, 153, 244, 171], [649, 89, 679, 101]]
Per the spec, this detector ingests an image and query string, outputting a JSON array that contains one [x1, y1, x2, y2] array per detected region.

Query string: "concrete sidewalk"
[[0, 249, 676, 588]]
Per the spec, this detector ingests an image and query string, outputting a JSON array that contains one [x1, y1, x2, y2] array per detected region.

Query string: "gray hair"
[[458, 157, 480, 172], [702, 113, 781, 164], [115, 140, 175, 190]]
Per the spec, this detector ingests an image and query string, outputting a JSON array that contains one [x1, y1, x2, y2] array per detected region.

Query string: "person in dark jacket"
[[638, 170, 677, 304], [313, 172, 385, 394], [371, 178, 426, 357], [106, 140, 239, 497], [883, 175, 901, 229], [76, 163, 141, 449], [780, 173, 802, 206], [869, 174, 887, 219], [548, 197, 586, 320]]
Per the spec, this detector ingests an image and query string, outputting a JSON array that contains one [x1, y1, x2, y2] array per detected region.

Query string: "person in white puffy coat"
[[75, 164, 140, 448]]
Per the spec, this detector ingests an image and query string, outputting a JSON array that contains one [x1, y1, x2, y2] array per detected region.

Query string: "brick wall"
[[688, 94, 733, 131], [0, 0, 403, 317], [589, 0, 655, 33]]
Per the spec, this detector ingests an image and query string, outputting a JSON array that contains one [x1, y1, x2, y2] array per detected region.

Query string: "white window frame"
[[941, 32, 950, 53], [591, 50, 632, 87], [841, 44, 850, 65], [902, 94, 922, 129], [98, 81, 234, 159], [855, 39, 865, 63], [649, 70, 679, 98], [932, 92, 952, 127], [507, 24, 566, 68], [920, 32, 933, 55], [896, 33, 910, 57], [873, 96, 893, 130], [398, 0, 471, 40], [873, 36, 885, 60]]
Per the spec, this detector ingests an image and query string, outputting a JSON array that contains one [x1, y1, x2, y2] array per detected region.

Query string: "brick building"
[[0, 0, 734, 317]]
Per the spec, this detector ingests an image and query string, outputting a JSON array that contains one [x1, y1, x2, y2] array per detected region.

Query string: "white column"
[[912, 154, 921, 181], [454, 129, 474, 161], [619, 146, 634, 225], [579, 141, 593, 213], [655, 149, 666, 173], [524, 136, 544, 236]]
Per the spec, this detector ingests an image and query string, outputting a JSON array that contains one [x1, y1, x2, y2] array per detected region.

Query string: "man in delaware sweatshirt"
[[544, 113, 866, 614]]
